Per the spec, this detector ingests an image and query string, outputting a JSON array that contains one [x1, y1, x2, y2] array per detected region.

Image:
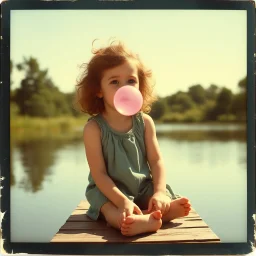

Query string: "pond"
[[10, 123, 247, 243]]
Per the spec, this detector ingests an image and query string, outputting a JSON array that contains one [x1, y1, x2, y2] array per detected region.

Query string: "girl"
[[75, 41, 191, 237]]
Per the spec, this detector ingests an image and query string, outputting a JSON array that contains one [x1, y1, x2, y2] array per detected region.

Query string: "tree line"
[[10, 57, 78, 118], [10, 57, 246, 122]]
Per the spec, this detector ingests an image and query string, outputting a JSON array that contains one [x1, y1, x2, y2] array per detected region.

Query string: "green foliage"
[[188, 84, 206, 105], [166, 92, 195, 113], [215, 87, 233, 115], [161, 77, 246, 123], [182, 108, 204, 122], [64, 92, 82, 117], [205, 84, 219, 101], [149, 100, 165, 120], [11, 116, 88, 142], [10, 102, 20, 118], [13, 57, 72, 117], [238, 77, 246, 91], [10, 56, 247, 123], [161, 108, 203, 123], [230, 92, 246, 121], [217, 114, 237, 122]]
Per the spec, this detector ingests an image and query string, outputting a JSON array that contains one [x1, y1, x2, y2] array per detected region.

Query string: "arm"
[[143, 113, 166, 194], [83, 120, 128, 208], [143, 113, 171, 214]]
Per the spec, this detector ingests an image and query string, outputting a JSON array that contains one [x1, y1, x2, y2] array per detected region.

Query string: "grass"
[[10, 114, 246, 142], [11, 115, 89, 142]]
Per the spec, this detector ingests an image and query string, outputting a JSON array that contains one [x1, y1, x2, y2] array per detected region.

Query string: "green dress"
[[85, 112, 176, 220]]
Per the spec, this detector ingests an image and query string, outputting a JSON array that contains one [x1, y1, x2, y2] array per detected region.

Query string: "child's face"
[[99, 60, 139, 111]]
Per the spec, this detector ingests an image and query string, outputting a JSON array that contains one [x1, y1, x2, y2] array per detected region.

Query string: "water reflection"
[[11, 124, 246, 193], [157, 129, 246, 142], [12, 138, 81, 192]]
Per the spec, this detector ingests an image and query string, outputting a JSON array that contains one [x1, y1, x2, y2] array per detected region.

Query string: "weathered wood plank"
[[69, 211, 95, 222], [60, 218, 208, 231], [51, 200, 221, 243], [51, 227, 220, 243]]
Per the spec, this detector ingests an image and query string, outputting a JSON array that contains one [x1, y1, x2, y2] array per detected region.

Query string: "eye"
[[128, 79, 136, 84], [110, 80, 119, 85]]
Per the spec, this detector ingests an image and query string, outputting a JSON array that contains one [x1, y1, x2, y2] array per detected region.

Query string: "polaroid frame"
[[1, 0, 255, 254]]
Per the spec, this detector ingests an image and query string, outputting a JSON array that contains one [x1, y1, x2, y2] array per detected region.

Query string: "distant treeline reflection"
[[11, 128, 246, 193], [11, 137, 79, 192], [157, 129, 246, 142]]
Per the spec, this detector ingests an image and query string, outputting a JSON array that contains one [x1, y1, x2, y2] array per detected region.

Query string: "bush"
[[10, 102, 20, 118], [217, 114, 237, 122], [183, 109, 203, 122]]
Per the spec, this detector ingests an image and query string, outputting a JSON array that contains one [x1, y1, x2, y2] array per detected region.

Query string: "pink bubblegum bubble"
[[114, 86, 143, 116]]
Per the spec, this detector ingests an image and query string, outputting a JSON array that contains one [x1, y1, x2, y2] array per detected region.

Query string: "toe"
[[121, 230, 131, 236], [152, 210, 162, 220], [124, 215, 135, 224], [185, 208, 190, 214], [121, 225, 129, 230], [179, 197, 189, 204], [121, 230, 128, 235], [121, 223, 129, 229]]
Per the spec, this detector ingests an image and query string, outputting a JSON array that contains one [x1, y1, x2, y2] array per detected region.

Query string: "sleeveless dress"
[[85, 112, 176, 220]]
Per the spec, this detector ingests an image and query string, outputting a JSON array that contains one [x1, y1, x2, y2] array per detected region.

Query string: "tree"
[[174, 92, 195, 112], [166, 91, 195, 113], [14, 57, 71, 117], [231, 93, 246, 120], [149, 100, 165, 120], [231, 76, 246, 121], [10, 60, 20, 116], [188, 84, 206, 105], [215, 87, 233, 116], [205, 84, 219, 101], [238, 76, 246, 92], [64, 92, 80, 117]]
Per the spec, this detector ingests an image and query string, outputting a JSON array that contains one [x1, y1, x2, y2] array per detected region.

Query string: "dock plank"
[[51, 228, 219, 243], [51, 200, 221, 243], [60, 218, 208, 231]]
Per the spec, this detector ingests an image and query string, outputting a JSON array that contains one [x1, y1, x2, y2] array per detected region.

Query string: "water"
[[10, 124, 247, 243]]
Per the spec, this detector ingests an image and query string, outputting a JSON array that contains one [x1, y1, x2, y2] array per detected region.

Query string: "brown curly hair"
[[75, 40, 157, 116]]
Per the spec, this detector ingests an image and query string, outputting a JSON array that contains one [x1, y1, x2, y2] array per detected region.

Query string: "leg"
[[100, 201, 122, 229], [144, 197, 192, 223], [135, 181, 192, 223]]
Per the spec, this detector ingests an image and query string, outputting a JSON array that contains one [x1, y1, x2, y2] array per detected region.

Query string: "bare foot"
[[163, 197, 191, 221], [121, 211, 162, 236]]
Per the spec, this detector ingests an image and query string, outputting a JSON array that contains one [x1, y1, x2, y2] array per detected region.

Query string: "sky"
[[11, 10, 247, 97]]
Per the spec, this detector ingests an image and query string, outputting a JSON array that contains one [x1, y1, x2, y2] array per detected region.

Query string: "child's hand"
[[148, 192, 171, 215], [117, 199, 142, 227]]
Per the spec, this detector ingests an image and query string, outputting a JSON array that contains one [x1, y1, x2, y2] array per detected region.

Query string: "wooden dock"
[[51, 200, 220, 243]]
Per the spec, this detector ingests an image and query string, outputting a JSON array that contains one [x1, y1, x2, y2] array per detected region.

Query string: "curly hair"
[[75, 40, 157, 116]]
